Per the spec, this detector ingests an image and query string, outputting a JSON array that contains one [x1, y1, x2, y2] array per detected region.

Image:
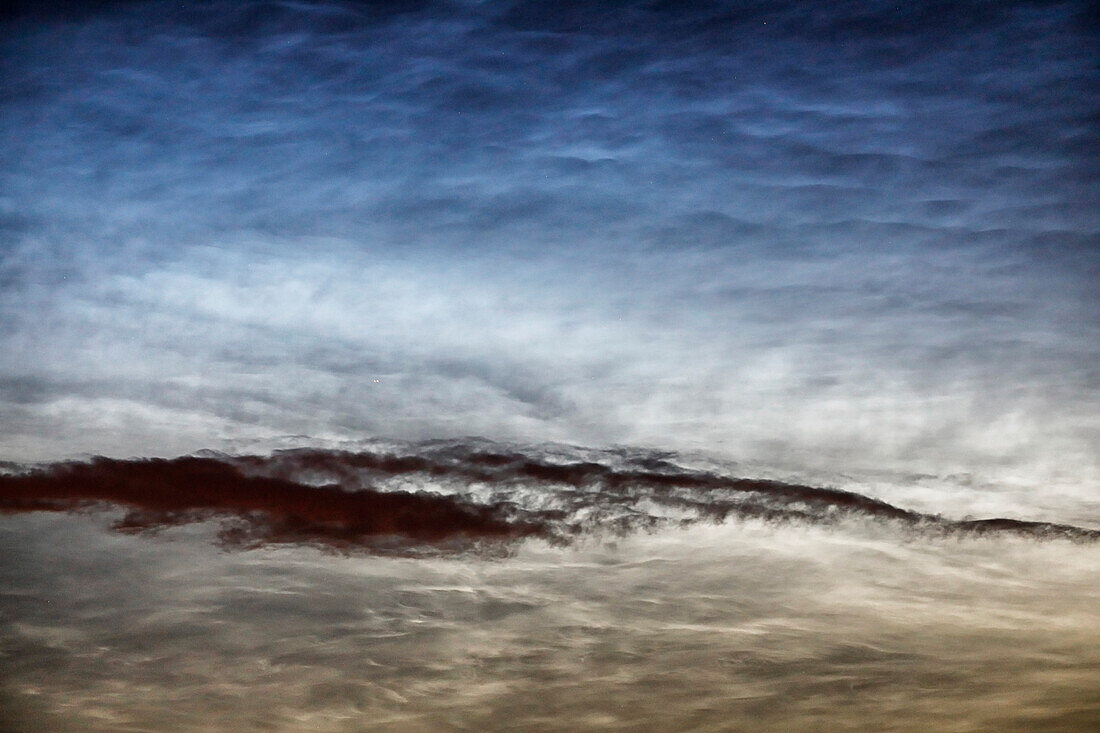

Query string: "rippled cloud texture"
[[2, 5, 1099, 729], [2, 0, 1097, 497]]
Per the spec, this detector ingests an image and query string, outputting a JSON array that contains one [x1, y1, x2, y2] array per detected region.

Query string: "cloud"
[[3, 440, 1097, 555], [0, 0, 1096, 506], [0, 452, 546, 554]]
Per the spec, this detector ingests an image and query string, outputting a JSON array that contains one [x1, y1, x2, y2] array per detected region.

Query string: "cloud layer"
[[4, 440, 1097, 554], [1, 1, 1097, 503]]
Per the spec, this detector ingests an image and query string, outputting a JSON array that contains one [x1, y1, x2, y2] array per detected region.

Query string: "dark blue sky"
[[1, 1, 1097, 509]]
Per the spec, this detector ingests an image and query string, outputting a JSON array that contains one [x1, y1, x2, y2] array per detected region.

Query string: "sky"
[[2, 4, 1100, 730], [1, 0, 1097, 514]]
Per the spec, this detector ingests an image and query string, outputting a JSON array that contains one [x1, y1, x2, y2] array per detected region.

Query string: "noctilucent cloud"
[[2, 4, 1100, 732], [2, 0, 1097, 513]]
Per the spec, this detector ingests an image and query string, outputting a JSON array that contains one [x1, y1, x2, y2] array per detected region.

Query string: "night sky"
[[1, 1, 1098, 730]]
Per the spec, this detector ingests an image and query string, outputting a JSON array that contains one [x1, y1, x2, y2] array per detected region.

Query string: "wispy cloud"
[[1, 0, 1096, 499]]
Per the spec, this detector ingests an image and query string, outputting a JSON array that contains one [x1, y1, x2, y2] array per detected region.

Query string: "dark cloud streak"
[[3, 441, 1097, 555], [0, 453, 544, 554]]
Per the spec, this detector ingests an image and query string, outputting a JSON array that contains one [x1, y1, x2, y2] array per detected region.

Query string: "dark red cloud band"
[[2, 445, 1095, 554]]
